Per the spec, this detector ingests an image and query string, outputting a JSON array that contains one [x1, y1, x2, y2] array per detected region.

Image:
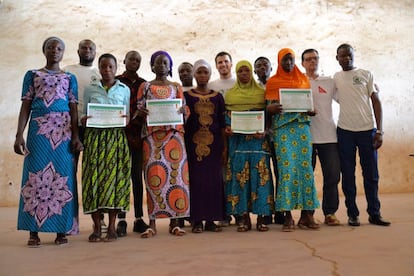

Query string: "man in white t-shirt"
[[334, 43, 390, 227], [208, 51, 236, 96], [63, 39, 103, 230], [301, 49, 341, 226], [64, 39, 101, 137], [208, 52, 236, 226]]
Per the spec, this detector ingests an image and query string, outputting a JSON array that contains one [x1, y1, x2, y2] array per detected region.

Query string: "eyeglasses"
[[304, 56, 319, 62]]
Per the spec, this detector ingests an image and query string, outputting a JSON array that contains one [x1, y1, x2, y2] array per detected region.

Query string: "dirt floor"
[[1, 193, 413, 276]]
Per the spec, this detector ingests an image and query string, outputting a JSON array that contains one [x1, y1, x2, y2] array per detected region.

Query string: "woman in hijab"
[[184, 59, 226, 233], [136, 51, 190, 238], [224, 60, 274, 232], [266, 48, 320, 232]]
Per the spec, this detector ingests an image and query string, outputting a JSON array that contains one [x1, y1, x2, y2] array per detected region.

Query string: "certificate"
[[147, 99, 183, 126], [279, 89, 313, 112], [231, 111, 265, 134], [86, 103, 126, 128]]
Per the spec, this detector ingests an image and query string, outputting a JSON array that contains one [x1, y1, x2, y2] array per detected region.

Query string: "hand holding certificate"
[[86, 103, 127, 128], [279, 89, 313, 112], [231, 111, 265, 134], [146, 99, 183, 126]]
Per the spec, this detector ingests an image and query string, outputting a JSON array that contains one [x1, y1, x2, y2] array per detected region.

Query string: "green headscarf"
[[225, 60, 265, 111]]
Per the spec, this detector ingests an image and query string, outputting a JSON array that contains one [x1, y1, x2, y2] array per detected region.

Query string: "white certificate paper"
[[279, 89, 313, 112], [147, 99, 183, 126], [86, 103, 126, 128], [231, 111, 265, 134]]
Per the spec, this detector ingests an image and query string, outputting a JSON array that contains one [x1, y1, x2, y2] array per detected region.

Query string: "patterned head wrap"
[[42, 36, 65, 53], [265, 48, 310, 100], [192, 59, 211, 75], [225, 60, 265, 111], [150, 50, 173, 77]]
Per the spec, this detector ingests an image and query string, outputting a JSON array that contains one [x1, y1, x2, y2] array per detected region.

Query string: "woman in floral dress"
[[13, 37, 82, 247], [136, 51, 190, 238]]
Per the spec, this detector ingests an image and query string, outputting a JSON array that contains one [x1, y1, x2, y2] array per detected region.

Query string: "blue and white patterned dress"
[[17, 70, 79, 234]]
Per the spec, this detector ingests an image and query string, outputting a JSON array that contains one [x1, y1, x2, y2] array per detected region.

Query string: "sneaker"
[[368, 215, 391, 226], [348, 216, 360, 226], [325, 214, 341, 226], [101, 219, 108, 233], [133, 219, 150, 233], [116, 220, 127, 237]]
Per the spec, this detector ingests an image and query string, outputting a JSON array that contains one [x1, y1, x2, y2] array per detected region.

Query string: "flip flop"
[[169, 226, 186, 236], [88, 232, 102, 242], [140, 227, 156, 239]]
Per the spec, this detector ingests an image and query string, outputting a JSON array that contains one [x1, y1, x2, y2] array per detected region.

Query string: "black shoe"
[[133, 219, 150, 233], [369, 215, 391, 226], [348, 216, 360, 226], [116, 220, 127, 237]]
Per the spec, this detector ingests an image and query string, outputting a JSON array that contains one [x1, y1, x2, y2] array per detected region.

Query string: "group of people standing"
[[13, 36, 390, 247]]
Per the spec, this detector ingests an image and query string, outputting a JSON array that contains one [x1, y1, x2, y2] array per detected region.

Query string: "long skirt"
[[17, 113, 79, 234], [273, 121, 320, 211], [82, 128, 131, 213], [143, 129, 190, 220], [225, 134, 274, 216]]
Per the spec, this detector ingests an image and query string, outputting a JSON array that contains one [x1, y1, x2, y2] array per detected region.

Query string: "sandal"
[[140, 227, 156, 238], [204, 222, 222, 232], [55, 233, 68, 245], [256, 216, 269, 232], [282, 218, 295, 232], [27, 232, 41, 247], [298, 219, 320, 230], [192, 222, 203, 234], [88, 232, 102, 242], [237, 213, 252, 232], [169, 226, 186, 236], [104, 231, 118, 242]]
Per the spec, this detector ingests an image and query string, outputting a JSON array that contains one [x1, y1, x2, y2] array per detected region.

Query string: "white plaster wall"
[[1, 0, 413, 206]]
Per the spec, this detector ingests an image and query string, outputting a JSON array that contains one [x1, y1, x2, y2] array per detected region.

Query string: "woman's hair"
[[98, 53, 117, 64]]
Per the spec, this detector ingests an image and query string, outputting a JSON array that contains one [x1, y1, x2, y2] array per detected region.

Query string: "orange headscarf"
[[265, 48, 310, 100]]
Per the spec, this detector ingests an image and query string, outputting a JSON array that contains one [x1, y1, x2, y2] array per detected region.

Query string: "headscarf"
[[193, 59, 211, 75], [42, 36, 65, 53], [150, 50, 173, 77], [225, 60, 265, 111], [265, 48, 310, 100]]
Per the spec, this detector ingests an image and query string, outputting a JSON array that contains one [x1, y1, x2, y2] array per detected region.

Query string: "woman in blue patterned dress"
[[265, 48, 320, 231], [13, 37, 83, 247], [224, 60, 274, 232]]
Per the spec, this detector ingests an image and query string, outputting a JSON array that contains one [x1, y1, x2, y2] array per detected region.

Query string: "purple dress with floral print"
[[17, 70, 79, 234]]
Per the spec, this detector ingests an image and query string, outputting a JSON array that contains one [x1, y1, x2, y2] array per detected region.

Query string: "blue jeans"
[[337, 128, 381, 217], [312, 143, 340, 215]]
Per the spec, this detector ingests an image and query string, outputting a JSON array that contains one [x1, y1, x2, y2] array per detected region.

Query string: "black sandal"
[[192, 221, 203, 234], [27, 232, 40, 247], [256, 216, 269, 232], [204, 221, 222, 232], [237, 213, 252, 232], [55, 233, 68, 245]]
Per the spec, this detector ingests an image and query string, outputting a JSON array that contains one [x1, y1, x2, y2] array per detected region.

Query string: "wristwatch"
[[376, 129, 384, 135]]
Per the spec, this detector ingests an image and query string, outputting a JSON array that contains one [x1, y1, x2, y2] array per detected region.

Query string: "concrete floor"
[[1, 193, 413, 276]]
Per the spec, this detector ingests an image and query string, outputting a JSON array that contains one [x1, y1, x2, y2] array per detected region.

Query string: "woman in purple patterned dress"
[[13, 37, 83, 247]]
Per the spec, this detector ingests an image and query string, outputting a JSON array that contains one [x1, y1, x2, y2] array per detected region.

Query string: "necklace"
[[43, 67, 61, 74]]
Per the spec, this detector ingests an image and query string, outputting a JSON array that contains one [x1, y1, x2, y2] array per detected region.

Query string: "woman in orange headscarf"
[[265, 48, 320, 232]]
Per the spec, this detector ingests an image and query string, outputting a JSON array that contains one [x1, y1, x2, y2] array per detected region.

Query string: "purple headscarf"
[[150, 50, 173, 77]]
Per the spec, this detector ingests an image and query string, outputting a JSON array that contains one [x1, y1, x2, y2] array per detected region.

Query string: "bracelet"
[[376, 129, 384, 135]]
